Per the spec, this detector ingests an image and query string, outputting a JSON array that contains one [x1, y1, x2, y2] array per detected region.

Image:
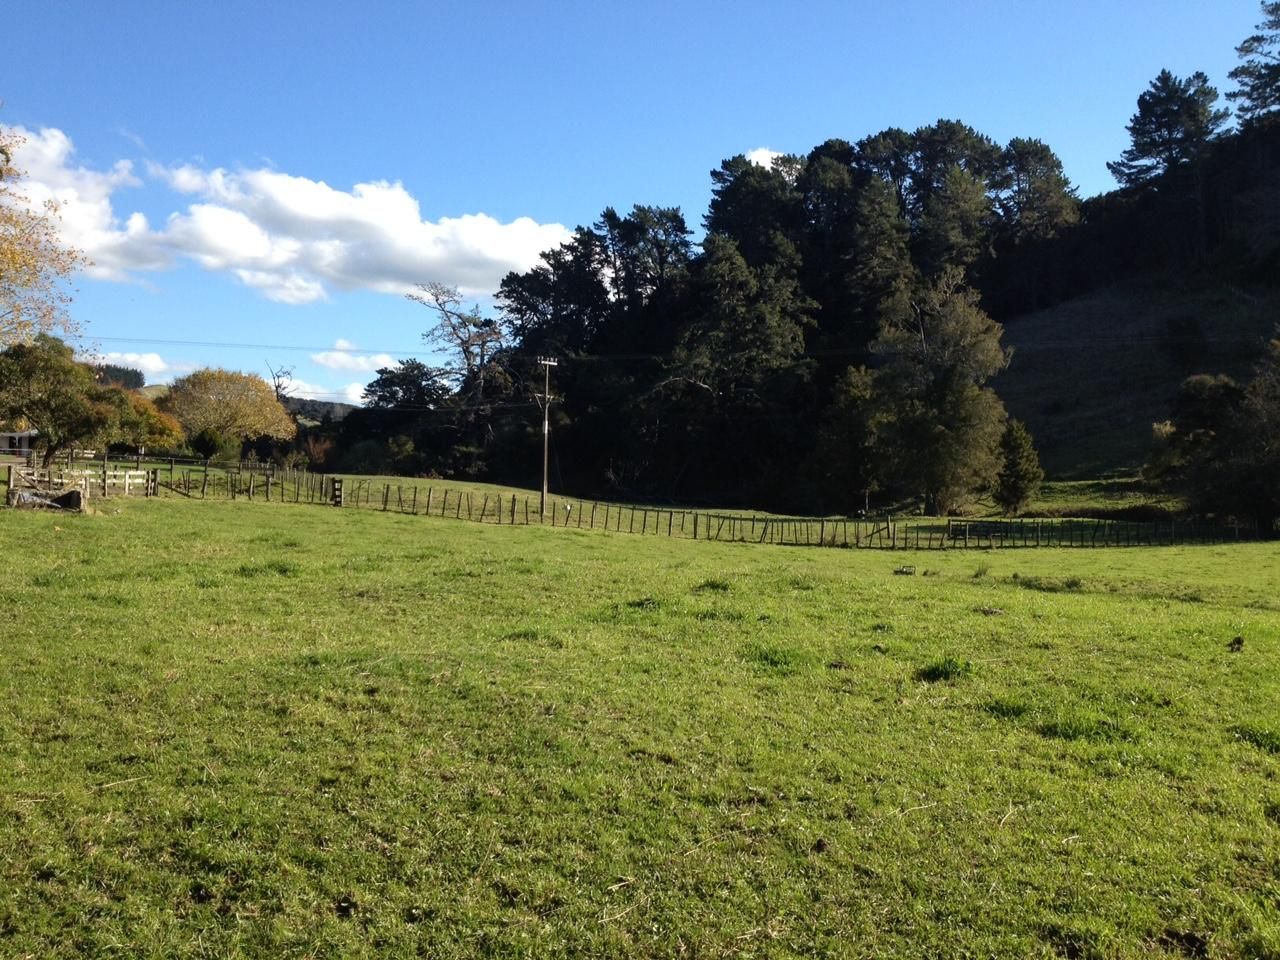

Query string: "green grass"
[[1022, 478, 1185, 519], [2, 499, 1279, 957]]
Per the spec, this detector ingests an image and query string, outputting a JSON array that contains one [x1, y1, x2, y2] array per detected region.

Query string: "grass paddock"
[[2, 499, 1278, 957]]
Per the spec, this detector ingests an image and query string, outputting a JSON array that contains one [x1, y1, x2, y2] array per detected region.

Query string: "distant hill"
[[283, 395, 357, 424], [138, 385, 356, 425], [997, 277, 1280, 479]]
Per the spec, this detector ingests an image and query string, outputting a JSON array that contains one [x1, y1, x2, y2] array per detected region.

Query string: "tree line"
[[314, 3, 1278, 522]]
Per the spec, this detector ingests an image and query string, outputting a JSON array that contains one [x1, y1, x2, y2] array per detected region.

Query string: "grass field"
[[2, 499, 1279, 957]]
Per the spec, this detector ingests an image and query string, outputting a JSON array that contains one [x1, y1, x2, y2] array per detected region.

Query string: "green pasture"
[[1, 499, 1278, 957]]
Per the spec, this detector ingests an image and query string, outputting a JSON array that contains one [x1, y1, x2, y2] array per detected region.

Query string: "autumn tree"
[[0, 335, 130, 465], [0, 128, 86, 345], [163, 369, 296, 447], [116, 392, 183, 452], [1228, 1, 1280, 124]]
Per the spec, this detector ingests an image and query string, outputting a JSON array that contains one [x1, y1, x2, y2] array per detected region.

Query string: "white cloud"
[[9, 126, 572, 303], [74, 349, 196, 381], [9, 126, 171, 279], [99, 351, 170, 376], [746, 147, 783, 169], [310, 339, 397, 372], [288, 378, 368, 406]]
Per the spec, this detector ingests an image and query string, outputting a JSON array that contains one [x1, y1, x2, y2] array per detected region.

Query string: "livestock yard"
[[2, 496, 1277, 957]]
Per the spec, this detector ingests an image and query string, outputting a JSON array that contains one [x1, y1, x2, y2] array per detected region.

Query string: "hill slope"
[[996, 277, 1280, 478]]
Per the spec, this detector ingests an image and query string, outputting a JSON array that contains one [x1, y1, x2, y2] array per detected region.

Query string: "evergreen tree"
[[1107, 69, 1230, 188], [1228, 1, 1280, 124], [994, 419, 1044, 515], [918, 164, 994, 277], [869, 268, 1009, 515], [853, 127, 915, 215], [906, 120, 1002, 222], [998, 138, 1079, 243], [844, 176, 915, 343], [809, 365, 882, 513], [1148, 331, 1280, 530], [705, 154, 804, 268]]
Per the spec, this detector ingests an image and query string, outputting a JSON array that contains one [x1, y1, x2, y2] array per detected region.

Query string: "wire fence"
[[164, 469, 1260, 549], [4, 454, 1260, 548]]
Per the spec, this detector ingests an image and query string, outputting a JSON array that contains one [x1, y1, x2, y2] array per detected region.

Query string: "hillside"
[[282, 395, 356, 424], [997, 277, 1280, 479]]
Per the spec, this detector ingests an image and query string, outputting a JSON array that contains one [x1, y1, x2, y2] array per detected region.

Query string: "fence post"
[[511, 495, 517, 524], [693, 514, 699, 540]]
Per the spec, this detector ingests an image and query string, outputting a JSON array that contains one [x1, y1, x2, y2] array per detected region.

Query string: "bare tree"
[[405, 282, 506, 403], [265, 361, 294, 401]]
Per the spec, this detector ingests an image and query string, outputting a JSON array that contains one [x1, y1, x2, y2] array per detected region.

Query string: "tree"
[[0, 335, 123, 465], [676, 235, 811, 401], [869, 268, 1009, 515], [1, 128, 87, 345], [405, 282, 507, 402], [810, 365, 883, 513], [1107, 70, 1230, 188], [705, 154, 804, 268], [265, 362, 293, 401], [96, 364, 145, 389], [854, 127, 915, 215], [112, 392, 183, 452], [496, 228, 611, 355], [1228, 1, 1280, 124], [997, 138, 1079, 243], [1147, 332, 1280, 530], [362, 359, 452, 410], [906, 120, 1003, 222], [163, 369, 296, 445], [994, 420, 1044, 515], [918, 164, 995, 277]]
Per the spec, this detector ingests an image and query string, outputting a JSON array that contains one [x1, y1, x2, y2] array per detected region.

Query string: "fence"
[[144, 469, 1255, 549], [6, 464, 158, 499]]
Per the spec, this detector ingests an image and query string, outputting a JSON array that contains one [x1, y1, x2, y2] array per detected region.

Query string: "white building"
[[0, 430, 37, 455]]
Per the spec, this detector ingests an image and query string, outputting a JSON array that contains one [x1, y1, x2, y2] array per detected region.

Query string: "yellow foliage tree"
[[163, 368, 297, 444], [1, 128, 86, 345]]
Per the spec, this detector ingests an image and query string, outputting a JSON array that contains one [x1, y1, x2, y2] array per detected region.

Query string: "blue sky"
[[4, 0, 1262, 402]]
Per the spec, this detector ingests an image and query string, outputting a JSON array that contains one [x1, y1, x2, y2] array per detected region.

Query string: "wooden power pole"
[[537, 357, 558, 518]]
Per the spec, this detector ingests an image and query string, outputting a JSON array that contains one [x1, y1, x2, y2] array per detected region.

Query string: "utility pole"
[[537, 357, 558, 518]]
